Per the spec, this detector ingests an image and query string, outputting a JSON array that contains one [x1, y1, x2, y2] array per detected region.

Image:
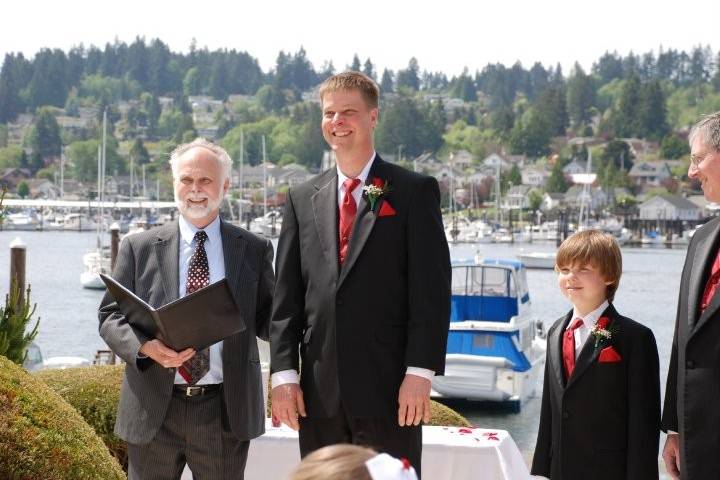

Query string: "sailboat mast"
[[262, 135, 267, 218], [239, 129, 244, 223]]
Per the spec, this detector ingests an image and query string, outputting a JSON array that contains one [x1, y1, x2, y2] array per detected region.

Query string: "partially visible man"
[[269, 71, 451, 477], [99, 138, 274, 479], [662, 111, 720, 480]]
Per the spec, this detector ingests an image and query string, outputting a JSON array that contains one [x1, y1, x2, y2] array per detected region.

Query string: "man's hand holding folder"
[[100, 273, 244, 365]]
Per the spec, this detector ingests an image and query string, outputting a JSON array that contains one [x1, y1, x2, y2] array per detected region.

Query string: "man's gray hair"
[[169, 138, 232, 181], [689, 111, 720, 152]]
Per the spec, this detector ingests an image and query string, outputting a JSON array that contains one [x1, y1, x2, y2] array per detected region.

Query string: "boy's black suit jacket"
[[531, 304, 660, 480]]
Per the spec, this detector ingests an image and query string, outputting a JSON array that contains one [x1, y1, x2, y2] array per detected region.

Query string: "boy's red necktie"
[[562, 318, 584, 379]]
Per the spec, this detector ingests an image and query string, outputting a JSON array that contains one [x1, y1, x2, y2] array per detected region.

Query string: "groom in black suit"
[[269, 71, 450, 475]]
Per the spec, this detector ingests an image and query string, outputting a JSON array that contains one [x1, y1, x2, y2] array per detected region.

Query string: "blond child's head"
[[555, 230, 622, 307], [290, 444, 375, 480]]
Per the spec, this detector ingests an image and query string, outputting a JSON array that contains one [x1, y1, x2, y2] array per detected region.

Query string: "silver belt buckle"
[[185, 386, 202, 396]]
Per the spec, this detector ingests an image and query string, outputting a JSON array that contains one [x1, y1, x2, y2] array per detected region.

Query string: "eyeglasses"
[[691, 151, 712, 169]]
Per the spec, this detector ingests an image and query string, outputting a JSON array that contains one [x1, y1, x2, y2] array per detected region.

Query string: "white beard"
[[175, 192, 223, 220]]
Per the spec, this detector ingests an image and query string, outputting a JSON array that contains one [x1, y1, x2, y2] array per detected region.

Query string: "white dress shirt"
[[175, 214, 225, 385], [566, 299, 610, 359], [271, 152, 434, 389]]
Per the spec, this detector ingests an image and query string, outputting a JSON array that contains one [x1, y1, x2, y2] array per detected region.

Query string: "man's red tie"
[[701, 250, 720, 312], [562, 318, 584, 379], [339, 178, 361, 264]]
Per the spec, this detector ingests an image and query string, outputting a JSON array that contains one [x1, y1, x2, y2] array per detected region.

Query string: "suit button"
[[687, 360, 695, 369], [562, 411, 569, 419]]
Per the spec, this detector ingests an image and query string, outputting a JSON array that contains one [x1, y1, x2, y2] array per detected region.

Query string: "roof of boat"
[[452, 258, 525, 271]]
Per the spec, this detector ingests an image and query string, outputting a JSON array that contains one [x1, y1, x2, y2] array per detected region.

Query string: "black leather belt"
[[173, 383, 222, 397]]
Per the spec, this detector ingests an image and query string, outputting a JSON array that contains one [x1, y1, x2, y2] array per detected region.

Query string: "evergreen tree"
[[27, 49, 69, 109], [612, 74, 642, 137], [126, 37, 150, 89], [535, 85, 568, 136], [601, 139, 634, 171], [396, 58, 420, 91], [17, 181, 29, 199], [349, 54, 361, 72], [130, 138, 151, 164], [509, 109, 552, 157], [638, 80, 668, 140], [0, 54, 28, 122], [380, 69, 394, 93], [449, 68, 477, 102], [546, 160, 568, 193], [508, 164, 522, 186], [362, 58, 375, 79], [593, 51, 624, 84], [660, 134, 689, 159], [209, 56, 229, 99], [31, 107, 61, 160], [566, 63, 595, 128]]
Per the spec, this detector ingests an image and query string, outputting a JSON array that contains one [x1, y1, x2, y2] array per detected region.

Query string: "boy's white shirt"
[[567, 299, 610, 359]]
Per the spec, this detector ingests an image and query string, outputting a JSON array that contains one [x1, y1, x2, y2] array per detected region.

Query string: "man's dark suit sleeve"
[[627, 327, 661, 479], [531, 352, 553, 477], [406, 177, 451, 373], [662, 301, 681, 433], [270, 189, 305, 373], [98, 237, 152, 369], [255, 239, 275, 342]]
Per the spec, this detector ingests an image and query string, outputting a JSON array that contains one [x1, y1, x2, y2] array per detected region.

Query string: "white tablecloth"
[[182, 419, 530, 479]]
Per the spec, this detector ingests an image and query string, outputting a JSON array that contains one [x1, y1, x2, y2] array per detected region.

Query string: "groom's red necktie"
[[339, 178, 361, 265], [178, 230, 210, 384], [562, 318, 584, 379]]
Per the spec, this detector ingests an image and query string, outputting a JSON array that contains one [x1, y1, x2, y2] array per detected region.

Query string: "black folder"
[[100, 273, 242, 351]]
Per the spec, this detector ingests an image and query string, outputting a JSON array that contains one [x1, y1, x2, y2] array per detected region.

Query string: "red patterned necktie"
[[339, 178, 361, 264], [562, 318, 584, 379], [178, 230, 210, 384], [701, 249, 720, 312]]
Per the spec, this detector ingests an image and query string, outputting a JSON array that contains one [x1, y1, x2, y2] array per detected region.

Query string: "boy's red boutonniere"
[[363, 177, 392, 213], [591, 316, 617, 349]]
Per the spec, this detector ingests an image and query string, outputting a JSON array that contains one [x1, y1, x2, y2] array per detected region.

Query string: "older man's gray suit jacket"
[[99, 219, 274, 445]]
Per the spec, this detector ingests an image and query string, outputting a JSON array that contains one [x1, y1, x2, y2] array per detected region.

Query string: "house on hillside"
[[628, 161, 672, 187], [638, 195, 701, 221], [521, 165, 550, 187]]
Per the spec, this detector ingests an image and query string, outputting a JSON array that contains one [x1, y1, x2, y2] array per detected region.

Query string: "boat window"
[[480, 267, 513, 297], [451, 267, 469, 295], [472, 334, 494, 349]]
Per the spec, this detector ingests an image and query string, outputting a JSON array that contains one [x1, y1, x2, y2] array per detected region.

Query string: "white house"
[[628, 161, 672, 187], [638, 195, 702, 221], [521, 165, 550, 187]]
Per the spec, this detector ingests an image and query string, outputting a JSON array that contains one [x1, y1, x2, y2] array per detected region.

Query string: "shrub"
[[0, 356, 125, 479], [34, 365, 127, 469]]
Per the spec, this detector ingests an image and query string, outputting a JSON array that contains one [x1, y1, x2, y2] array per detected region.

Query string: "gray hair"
[[689, 111, 720, 152], [169, 138, 232, 181]]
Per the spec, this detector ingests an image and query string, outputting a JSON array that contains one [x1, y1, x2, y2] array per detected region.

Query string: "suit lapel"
[[220, 220, 247, 315], [311, 170, 340, 279], [549, 311, 571, 395], [689, 220, 720, 334], [566, 304, 618, 389], [154, 220, 180, 304], [338, 155, 388, 288]]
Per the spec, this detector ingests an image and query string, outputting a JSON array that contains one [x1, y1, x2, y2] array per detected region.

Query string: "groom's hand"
[[271, 384, 306, 431], [398, 374, 431, 427], [140, 339, 195, 368]]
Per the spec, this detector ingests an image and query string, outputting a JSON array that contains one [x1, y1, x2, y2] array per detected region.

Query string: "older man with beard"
[[99, 138, 274, 479]]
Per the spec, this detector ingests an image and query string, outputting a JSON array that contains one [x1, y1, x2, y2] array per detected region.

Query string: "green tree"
[[130, 138, 150, 164], [375, 95, 444, 157], [0, 282, 39, 365], [449, 69, 477, 102], [612, 74, 642, 137], [396, 58, 420, 91], [507, 164, 522, 186], [546, 160, 568, 192], [349, 54, 361, 72], [0, 123, 7, 147], [16, 181, 29, 198], [660, 134, 690, 159], [183, 66, 202, 96], [535, 85, 568, 136], [362, 58, 375, 79], [638, 80, 668, 140], [0, 146, 24, 169], [509, 109, 552, 157], [601, 139, 634, 171], [25, 49, 69, 109], [0, 53, 30, 123], [566, 63, 596, 128], [31, 107, 62, 160], [380, 69, 394, 93], [67, 139, 122, 183]]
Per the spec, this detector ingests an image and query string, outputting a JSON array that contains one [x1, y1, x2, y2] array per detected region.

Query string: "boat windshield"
[[452, 265, 516, 298]]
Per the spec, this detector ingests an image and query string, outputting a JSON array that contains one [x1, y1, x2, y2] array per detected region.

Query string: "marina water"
[[0, 230, 681, 476]]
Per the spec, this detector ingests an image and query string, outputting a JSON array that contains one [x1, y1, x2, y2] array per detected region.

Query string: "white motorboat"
[[432, 258, 546, 411], [80, 249, 111, 289], [517, 251, 556, 269]]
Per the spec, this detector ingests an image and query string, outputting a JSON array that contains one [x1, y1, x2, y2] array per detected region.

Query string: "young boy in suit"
[[531, 229, 660, 480]]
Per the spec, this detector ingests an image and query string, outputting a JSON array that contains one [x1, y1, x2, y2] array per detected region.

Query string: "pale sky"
[[2, 0, 718, 77]]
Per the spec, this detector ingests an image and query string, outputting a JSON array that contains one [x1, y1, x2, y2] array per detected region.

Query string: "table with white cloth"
[[241, 419, 531, 480]]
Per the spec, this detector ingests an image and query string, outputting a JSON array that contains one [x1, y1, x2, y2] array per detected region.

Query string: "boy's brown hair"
[[555, 229, 622, 302], [319, 71, 380, 109]]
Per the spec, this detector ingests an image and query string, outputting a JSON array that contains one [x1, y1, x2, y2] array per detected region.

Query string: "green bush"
[[0, 356, 125, 479], [34, 365, 127, 469]]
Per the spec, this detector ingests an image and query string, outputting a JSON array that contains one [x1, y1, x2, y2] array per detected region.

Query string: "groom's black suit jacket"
[[270, 155, 451, 419]]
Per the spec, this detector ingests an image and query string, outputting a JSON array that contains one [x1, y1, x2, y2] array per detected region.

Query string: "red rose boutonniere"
[[362, 177, 392, 212], [591, 316, 618, 348]]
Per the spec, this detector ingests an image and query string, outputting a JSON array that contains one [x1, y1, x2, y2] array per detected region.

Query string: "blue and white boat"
[[431, 258, 546, 411]]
